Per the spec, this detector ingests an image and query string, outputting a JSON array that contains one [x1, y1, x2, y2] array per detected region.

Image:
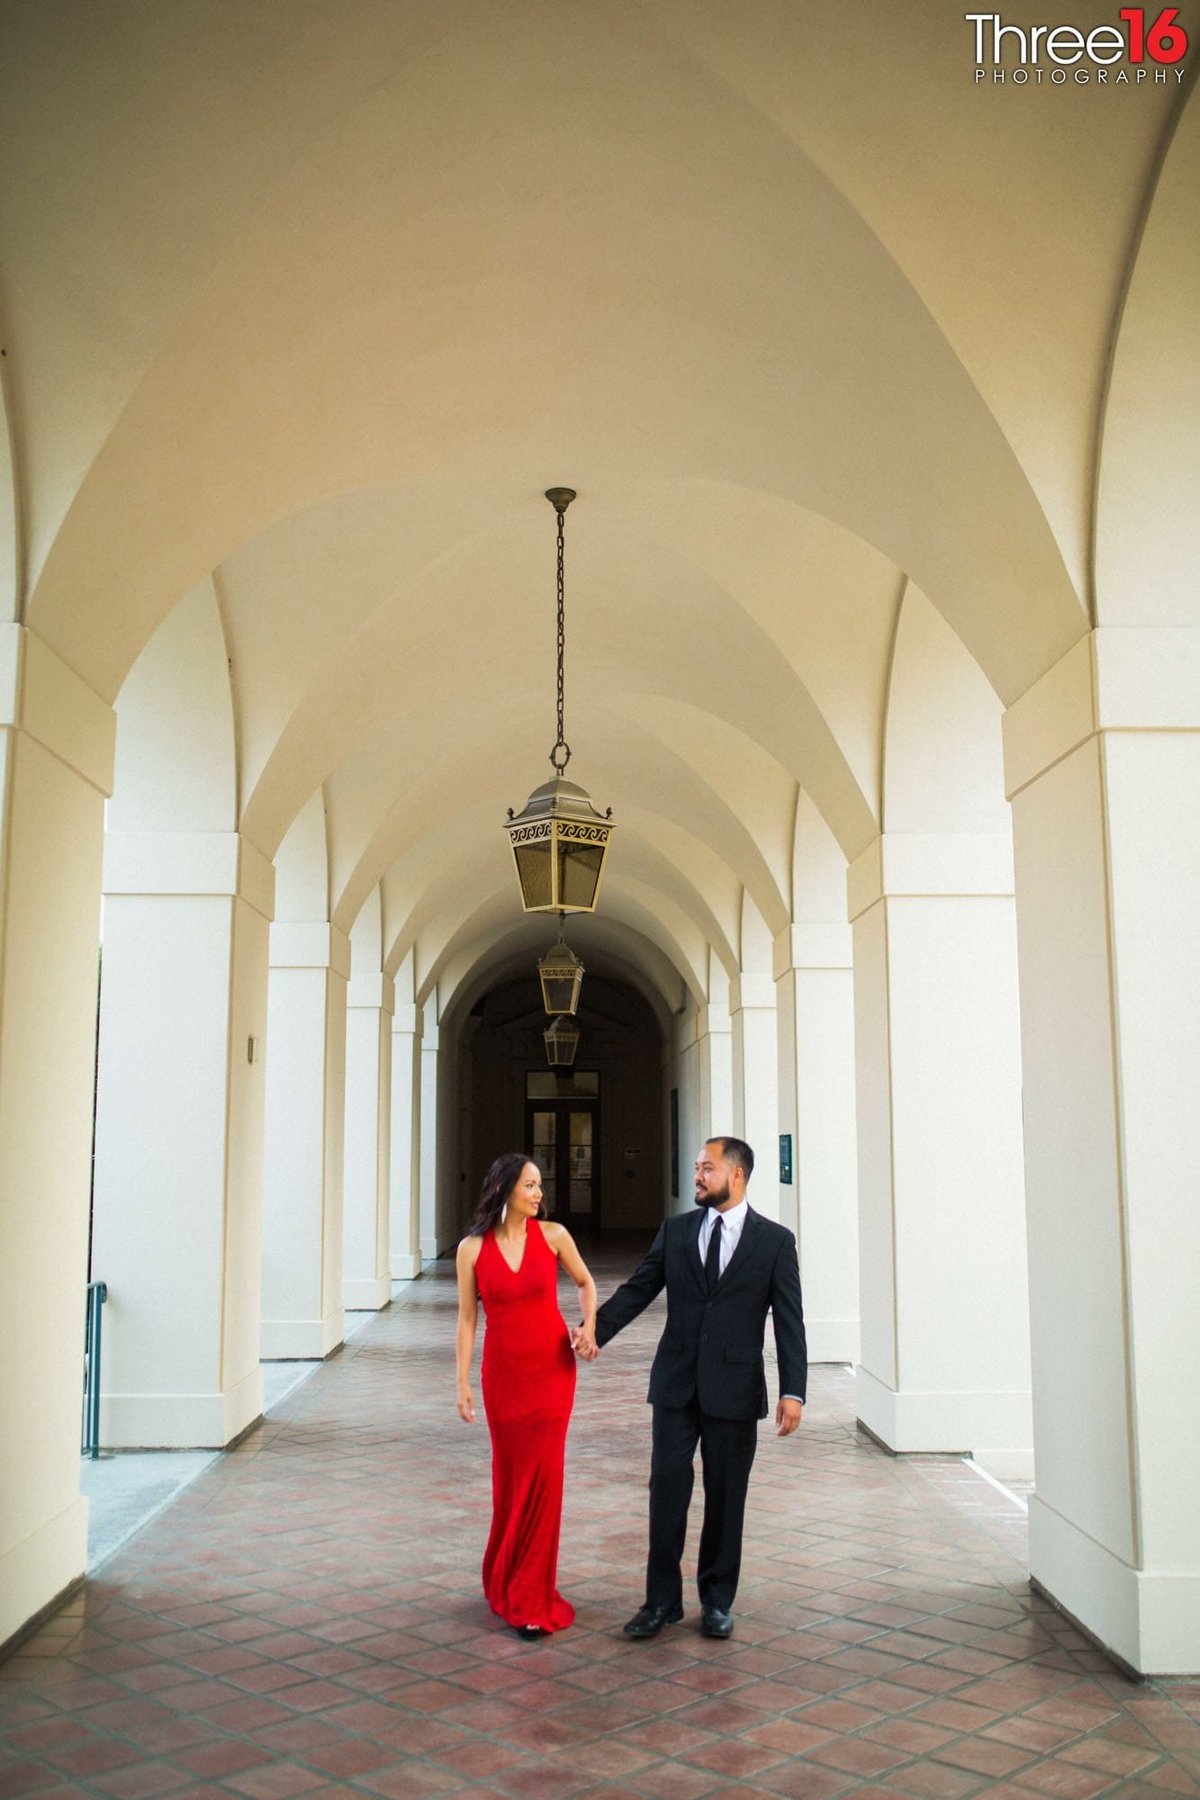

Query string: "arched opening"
[[451, 965, 668, 1247]]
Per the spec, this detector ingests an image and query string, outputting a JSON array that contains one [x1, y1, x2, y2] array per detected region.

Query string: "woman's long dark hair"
[[468, 1152, 537, 1237]]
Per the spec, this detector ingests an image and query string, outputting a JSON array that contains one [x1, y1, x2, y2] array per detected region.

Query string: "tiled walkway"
[[4, 1250, 1199, 1800]]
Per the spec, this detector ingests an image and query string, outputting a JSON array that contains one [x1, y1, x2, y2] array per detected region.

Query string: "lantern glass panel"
[[544, 1020, 581, 1066], [540, 970, 581, 1014], [558, 841, 605, 910], [514, 841, 553, 910]]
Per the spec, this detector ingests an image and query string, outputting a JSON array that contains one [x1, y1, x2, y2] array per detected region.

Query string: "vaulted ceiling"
[[3, 0, 1193, 1010]]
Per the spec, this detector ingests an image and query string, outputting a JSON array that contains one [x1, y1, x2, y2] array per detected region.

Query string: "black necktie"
[[704, 1214, 723, 1291]]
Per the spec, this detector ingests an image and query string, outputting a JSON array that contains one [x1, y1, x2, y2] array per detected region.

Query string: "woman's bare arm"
[[541, 1221, 598, 1359], [455, 1237, 482, 1421]]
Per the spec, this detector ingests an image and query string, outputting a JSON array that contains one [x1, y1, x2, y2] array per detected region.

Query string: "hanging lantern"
[[543, 1016, 581, 1067], [505, 489, 614, 914], [508, 777, 613, 914], [538, 922, 585, 1015]]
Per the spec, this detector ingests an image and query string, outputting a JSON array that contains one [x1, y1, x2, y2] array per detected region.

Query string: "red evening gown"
[[475, 1219, 577, 1632]]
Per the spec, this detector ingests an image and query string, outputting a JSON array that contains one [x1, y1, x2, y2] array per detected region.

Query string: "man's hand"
[[570, 1324, 599, 1361], [775, 1398, 803, 1436]]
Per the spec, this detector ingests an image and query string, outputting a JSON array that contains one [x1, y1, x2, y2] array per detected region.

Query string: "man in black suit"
[[588, 1135, 806, 1640]]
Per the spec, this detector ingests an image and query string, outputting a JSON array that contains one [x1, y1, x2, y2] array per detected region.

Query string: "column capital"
[[104, 831, 275, 918], [347, 972, 395, 1013], [391, 1003, 422, 1037], [0, 623, 115, 794], [730, 973, 776, 1013], [269, 921, 352, 978], [1004, 627, 1200, 799], [847, 832, 1014, 921], [773, 923, 852, 978], [695, 1002, 731, 1039]]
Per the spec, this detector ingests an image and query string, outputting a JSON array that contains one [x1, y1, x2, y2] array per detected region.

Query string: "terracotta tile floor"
[[4, 1251, 1199, 1800]]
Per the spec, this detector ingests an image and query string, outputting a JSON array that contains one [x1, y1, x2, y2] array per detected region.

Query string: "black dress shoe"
[[515, 1624, 548, 1640], [622, 1602, 684, 1639], [700, 1606, 734, 1638]]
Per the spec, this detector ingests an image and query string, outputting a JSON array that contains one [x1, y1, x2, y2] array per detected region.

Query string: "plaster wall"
[[224, 900, 271, 1399], [388, 1006, 422, 1278], [261, 954, 347, 1358], [92, 891, 266, 1444], [0, 632, 112, 1647], [1012, 737, 1132, 1558], [886, 896, 1030, 1419], [776, 951, 859, 1365], [729, 971, 781, 1225], [419, 1025, 442, 1261], [1011, 700, 1200, 1671], [343, 979, 393, 1309], [695, 1011, 733, 1152], [676, 1023, 702, 1218], [774, 974, 799, 1245], [1104, 732, 1200, 1574], [852, 901, 897, 1390], [853, 879, 1031, 1471]]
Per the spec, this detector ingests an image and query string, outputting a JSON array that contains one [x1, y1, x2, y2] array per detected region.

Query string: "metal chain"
[[551, 504, 571, 772]]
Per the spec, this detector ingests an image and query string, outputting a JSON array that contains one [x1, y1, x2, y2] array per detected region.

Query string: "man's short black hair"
[[707, 1135, 755, 1182]]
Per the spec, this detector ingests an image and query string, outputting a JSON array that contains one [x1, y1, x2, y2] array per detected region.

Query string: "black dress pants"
[[646, 1397, 758, 1612]]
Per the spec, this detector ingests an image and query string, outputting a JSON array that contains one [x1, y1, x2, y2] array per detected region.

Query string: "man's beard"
[[694, 1180, 730, 1210]]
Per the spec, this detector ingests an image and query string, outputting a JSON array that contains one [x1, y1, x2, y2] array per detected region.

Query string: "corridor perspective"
[[4, 1253, 1200, 1800], [1, 0, 1199, 1715]]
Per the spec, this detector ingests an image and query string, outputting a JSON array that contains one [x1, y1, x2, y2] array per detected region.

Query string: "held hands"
[[456, 1385, 476, 1424], [570, 1323, 599, 1361], [775, 1397, 803, 1437]]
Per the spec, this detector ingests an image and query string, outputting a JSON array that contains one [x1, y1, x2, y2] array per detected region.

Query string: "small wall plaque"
[[779, 1133, 793, 1185]]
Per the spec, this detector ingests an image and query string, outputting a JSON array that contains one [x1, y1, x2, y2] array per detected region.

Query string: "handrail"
[[82, 1281, 108, 1459]]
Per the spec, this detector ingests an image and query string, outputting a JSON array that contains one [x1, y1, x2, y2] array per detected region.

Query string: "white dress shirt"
[[697, 1196, 749, 1277]]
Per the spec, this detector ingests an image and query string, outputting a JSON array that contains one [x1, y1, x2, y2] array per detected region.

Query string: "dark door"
[[526, 1100, 598, 1229]]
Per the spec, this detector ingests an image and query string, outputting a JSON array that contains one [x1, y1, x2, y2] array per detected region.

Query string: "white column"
[[0, 627, 113, 1647], [93, 832, 272, 1445], [261, 923, 350, 1358], [775, 925, 860, 1364], [1005, 628, 1200, 1676], [671, 1008, 702, 1216], [730, 974, 780, 1220], [388, 1004, 422, 1279], [419, 1017, 440, 1262], [694, 1002, 732, 1143], [848, 831, 1031, 1476], [342, 971, 394, 1310]]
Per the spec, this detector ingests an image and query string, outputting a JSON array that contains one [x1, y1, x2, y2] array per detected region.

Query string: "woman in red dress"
[[456, 1153, 598, 1637]]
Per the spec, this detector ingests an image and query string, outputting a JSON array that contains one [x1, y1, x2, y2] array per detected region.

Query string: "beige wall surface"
[[0, 0, 1196, 1673]]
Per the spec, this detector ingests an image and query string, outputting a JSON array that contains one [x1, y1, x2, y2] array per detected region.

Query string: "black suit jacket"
[[595, 1207, 807, 1420]]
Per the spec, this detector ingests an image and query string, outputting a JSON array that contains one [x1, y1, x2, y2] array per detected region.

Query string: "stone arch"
[[22, 6, 1083, 709], [404, 886, 707, 1016], [852, 581, 1031, 1474], [91, 579, 265, 1449], [1094, 82, 1200, 629], [442, 949, 672, 1243], [0, 304, 21, 623], [881, 581, 1008, 837], [273, 788, 332, 924], [106, 579, 237, 835]]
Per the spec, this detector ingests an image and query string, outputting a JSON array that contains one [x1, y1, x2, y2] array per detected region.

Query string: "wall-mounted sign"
[[779, 1133, 793, 1185]]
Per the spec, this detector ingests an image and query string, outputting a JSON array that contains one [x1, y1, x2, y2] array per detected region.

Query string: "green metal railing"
[[82, 1281, 107, 1458]]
